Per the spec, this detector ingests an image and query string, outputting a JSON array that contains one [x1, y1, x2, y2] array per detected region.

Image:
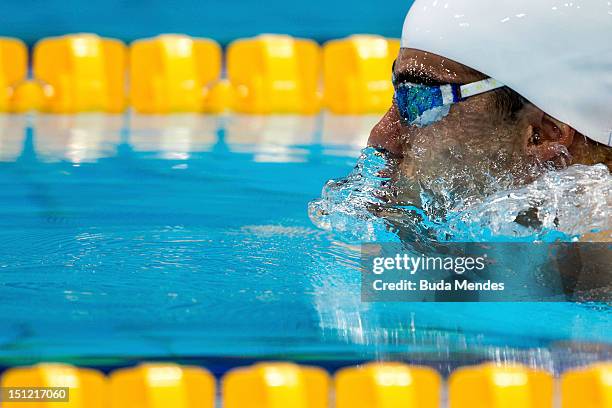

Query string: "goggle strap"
[[440, 84, 460, 105], [459, 78, 505, 99]]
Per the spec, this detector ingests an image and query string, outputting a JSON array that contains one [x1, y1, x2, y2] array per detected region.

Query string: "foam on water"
[[309, 148, 612, 242]]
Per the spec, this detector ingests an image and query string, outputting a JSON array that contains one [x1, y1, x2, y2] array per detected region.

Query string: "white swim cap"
[[401, 0, 612, 146]]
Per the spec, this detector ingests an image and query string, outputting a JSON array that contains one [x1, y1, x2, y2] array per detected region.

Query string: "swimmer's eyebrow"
[[392, 60, 451, 87]]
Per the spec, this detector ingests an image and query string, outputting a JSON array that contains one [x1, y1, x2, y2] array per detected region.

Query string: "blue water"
[[0, 0, 412, 45], [0, 113, 609, 370]]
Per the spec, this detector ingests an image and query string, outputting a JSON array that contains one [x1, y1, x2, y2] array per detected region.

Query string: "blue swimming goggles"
[[394, 77, 505, 127]]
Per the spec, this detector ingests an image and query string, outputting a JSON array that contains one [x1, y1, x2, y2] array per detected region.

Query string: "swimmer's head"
[[369, 0, 612, 203]]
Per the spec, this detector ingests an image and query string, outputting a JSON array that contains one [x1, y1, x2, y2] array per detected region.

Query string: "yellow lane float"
[[335, 362, 441, 408], [223, 362, 329, 408], [323, 35, 399, 114], [1, 363, 107, 408], [33, 34, 127, 113], [109, 363, 215, 408], [449, 363, 553, 408], [0, 37, 28, 111], [130, 35, 222, 113], [227, 35, 321, 114]]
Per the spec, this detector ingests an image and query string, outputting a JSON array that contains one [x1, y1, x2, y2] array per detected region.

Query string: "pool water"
[[0, 113, 609, 372]]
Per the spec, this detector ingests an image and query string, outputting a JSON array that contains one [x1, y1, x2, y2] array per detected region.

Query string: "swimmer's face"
[[369, 48, 578, 207]]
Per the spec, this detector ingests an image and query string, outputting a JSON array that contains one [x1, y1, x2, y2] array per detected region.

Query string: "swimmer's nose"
[[368, 105, 405, 156]]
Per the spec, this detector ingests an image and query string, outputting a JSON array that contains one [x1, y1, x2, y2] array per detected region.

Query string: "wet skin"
[[368, 49, 611, 291], [368, 49, 599, 209]]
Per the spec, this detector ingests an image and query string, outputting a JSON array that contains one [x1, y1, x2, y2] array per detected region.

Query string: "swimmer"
[[366, 0, 611, 298], [369, 0, 612, 217]]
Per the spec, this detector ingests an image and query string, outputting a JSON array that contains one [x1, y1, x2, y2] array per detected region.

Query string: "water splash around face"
[[309, 147, 611, 243], [308, 147, 399, 243]]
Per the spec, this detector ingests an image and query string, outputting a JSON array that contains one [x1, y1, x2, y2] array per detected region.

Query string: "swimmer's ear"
[[524, 109, 575, 163]]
